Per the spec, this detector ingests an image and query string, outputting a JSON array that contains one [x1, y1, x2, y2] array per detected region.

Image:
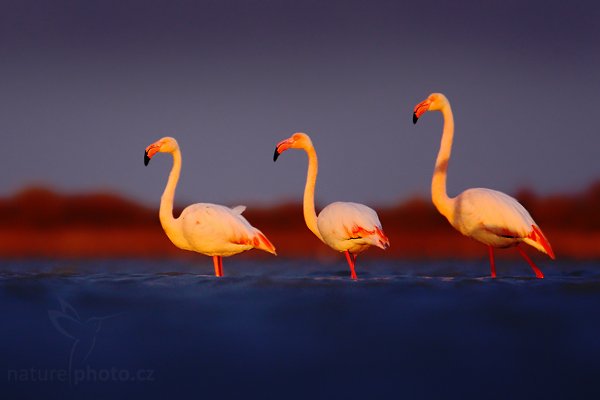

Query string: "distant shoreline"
[[0, 184, 598, 259]]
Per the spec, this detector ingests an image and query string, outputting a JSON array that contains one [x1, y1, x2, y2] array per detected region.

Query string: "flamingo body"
[[318, 201, 389, 253], [144, 136, 275, 277], [450, 188, 552, 256], [171, 203, 275, 257]]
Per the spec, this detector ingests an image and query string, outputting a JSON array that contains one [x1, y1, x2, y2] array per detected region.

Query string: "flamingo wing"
[[317, 202, 389, 252], [231, 205, 247, 214]]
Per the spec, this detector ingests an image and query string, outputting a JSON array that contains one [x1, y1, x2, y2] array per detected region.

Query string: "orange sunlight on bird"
[[412, 93, 555, 278], [144, 136, 276, 276], [273, 132, 389, 280]]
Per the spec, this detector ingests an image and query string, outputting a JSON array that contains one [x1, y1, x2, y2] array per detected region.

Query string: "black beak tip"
[[144, 152, 150, 166], [273, 148, 280, 162], [413, 112, 419, 125]]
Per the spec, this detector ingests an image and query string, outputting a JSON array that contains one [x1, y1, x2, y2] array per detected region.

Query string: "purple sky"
[[1, 0, 599, 208]]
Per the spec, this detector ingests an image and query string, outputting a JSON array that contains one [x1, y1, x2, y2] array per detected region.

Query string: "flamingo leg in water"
[[516, 246, 544, 279], [344, 250, 358, 280], [213, 256, 223, 277], [488, 245, 497, 278]]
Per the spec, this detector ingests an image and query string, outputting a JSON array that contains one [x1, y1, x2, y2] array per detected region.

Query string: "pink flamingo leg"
[[344, 250, 358, 280], [516, 246, 544, 279], [213, 256, 223, 277], [488, 245, 497, 278]]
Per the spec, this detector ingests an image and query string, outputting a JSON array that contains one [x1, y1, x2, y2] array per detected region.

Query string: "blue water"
[[1, 259, 599, 399]]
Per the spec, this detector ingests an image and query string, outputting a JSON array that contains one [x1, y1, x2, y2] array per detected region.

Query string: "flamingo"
[[273, 132, 390, 280], [412, 93, 555, 278], [144, 136, 276, 276]]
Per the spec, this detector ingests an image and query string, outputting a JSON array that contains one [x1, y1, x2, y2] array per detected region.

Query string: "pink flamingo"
[[273, 132, 389, 280], [144, 136, 276, 276], [413, 93, 555, 278]]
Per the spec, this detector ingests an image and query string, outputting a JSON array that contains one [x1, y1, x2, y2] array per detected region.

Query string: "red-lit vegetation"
[[0, 183, 598, 259]]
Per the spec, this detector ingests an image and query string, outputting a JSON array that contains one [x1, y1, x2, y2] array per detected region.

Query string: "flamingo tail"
[[375, 227, 391, 250], [252, 231, 277, 255], [350, 226, 390, 250], [522, 224, 555, 260]]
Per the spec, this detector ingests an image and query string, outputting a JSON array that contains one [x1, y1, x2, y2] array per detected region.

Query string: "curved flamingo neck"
[[432, 103, 456, 221], [159, 148, 181, 229], [302, 144, 324, 242]]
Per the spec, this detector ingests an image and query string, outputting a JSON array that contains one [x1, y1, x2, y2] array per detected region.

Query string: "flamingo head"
[[413, 93, 449, 124], [273, 132, 312, 161], [144, 137, 179, 166]]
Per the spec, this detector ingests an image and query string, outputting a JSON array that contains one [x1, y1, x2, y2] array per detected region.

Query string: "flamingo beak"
[[144, 144, 160, 166], [273, 138, 294, 162], [413, 99, 431, 124]]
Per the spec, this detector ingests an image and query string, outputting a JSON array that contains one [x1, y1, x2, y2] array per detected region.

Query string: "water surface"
[[1, 259, 599, 399]]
